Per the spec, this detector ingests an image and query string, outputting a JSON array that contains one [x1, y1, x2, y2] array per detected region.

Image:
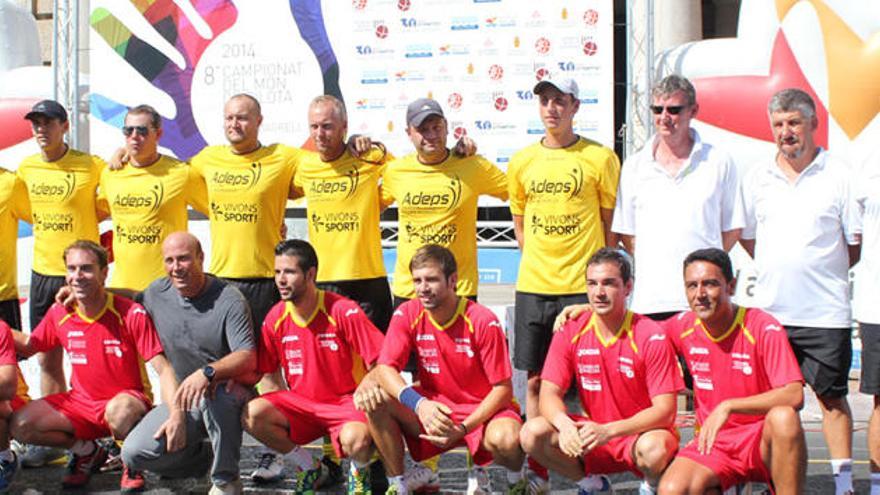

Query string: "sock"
[[506, 467, 521, 485], [322, 435, 340, 464], [389, 475, 407, 494], [423, 455, 439, 473], [351, 458, 369, 470], [831, 459, 853, 495], [0, 449, 12, 463], [871, 472, 880, 495], [284, 445, 317, 471], [70, 440, 95, 456], [577, 475, 605, 491]]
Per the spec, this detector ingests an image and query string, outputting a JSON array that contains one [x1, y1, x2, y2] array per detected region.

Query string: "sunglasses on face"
[[650, 105, 686, 115], [122, 125, 151, 137]]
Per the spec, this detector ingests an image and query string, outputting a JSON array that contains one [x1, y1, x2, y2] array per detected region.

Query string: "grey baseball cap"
[[406, 98, 445, 128], [533, 76, 580, 99], [24, 99, 68, 122]]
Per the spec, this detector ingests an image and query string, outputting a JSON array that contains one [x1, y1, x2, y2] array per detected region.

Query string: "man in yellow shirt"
[[189, 94, 301, 332], [98, 105, 207, 291], [0, 169, 30, 330], [16, 99, 107, 466], [382, 98, 507, 306], [507, 76, 621, 490], [293, 95, 392, 331]]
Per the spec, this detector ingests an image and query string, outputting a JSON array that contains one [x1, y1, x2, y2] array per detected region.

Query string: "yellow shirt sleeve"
[[507, 152, 527, 215]]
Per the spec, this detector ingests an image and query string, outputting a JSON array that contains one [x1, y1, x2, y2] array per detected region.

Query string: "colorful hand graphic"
[[90, 0, 238, 160]]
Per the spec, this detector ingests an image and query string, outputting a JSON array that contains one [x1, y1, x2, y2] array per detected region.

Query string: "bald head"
[[162, 232, 206, 297], [224, 94, 263, 152]]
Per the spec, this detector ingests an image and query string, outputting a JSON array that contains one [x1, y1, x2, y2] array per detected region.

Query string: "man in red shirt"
[[520, 248, 682, 494], [659, 248, 806, 494], [241, 239, 384, 494], [0, 320, 30, 491], [9, 240, 178, 492], [355, 244, 526, 494]]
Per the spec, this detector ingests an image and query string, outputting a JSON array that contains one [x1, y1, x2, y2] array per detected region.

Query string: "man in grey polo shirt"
[[120, 232, 257, 495]]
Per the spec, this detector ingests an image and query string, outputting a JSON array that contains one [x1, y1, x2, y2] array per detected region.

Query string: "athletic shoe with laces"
[[20, 444, 66, 468], [526, 467, 551, 494], [371, 459, 389, 493], [293, 463, 324, 495], [0, 451, 20, 492], [577, 474, 613, 495], [61, 441, 108, 489], [99, 438, 123, 472], [120, 463, 145, 493], [404, 463, 440, 493], [347, 463, 372, 494], [251, 452, 285, 483], [466, 465, 492, 494], [208, 478, 243, 494], [315, 454, 344, 489]]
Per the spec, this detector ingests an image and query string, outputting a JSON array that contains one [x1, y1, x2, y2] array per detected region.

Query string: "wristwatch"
[[202, 365, 216, 383]]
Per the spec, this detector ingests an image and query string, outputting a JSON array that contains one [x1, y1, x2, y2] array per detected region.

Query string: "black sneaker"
[[315, 455, 344, 489], [370, 459, 389, 493]]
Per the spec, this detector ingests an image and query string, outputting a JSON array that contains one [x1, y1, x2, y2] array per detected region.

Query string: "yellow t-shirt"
[[98, 156, 208, 290], [0, 168, 32, 301], [508, 137, 620, 294], [17, 149, 105, 276], [381, 152, 508, 298], [190, 144, 300, 279], [294, 147, 388, 282]]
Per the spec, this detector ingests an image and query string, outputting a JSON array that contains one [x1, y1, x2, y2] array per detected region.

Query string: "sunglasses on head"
[[650, 105, 686, 115], [122, 125, 151, 137]]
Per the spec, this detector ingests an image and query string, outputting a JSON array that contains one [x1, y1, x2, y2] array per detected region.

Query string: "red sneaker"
[[61, 442, 108, 489], [120, 463, 145, 493]]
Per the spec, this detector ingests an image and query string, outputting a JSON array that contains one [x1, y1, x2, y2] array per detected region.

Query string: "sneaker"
[[208, 478, 243, 495], [0, 451, 20, 492], [61, 442, 108, 489], [315, 454, 344, 489], [526, 468, 551, 494], [404, 464, 440, 493], [467, 465, 491, 494], [20, 444, 66, 468], [371, 459, 389, 493], [251, 452, 285, 483], [577, 475, 613, 495], [348, 463, 372, 494], [293, 464, 323, 495], [385, 483, 407, 495], [99, 438, 123, 472], [120, 463, 145, 493]]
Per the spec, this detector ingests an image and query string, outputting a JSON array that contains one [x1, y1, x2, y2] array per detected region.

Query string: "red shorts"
[[403, 397, 522, 467], [677, 421, 770, 491], [568, 414, 641, 476], [261, 391, 366, 459], [43, 389, 151, 440]]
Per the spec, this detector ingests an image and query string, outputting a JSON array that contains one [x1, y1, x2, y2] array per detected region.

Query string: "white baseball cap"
[[533, 76, 579, 99]]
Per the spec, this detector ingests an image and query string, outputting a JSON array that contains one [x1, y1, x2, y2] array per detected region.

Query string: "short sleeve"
[[719, 151, 745, 232], [379, 163, 397, 209], [473, 310, 512, 385], [611, 155, 637, 235], [0, 322, 17, 366], [756, 313, 804, 388], [741, 165, 759, 240], [185, 164, 209, 215], [221, 287, 255, 353], [596, 148, 621, 210], [377, 306, 414, 371], [640, 322, 685, 397], [506, 153, 526, 215], [337, 301, 384, 366], [539, 326, 576, 391], [256, 319, 281, 374], [128, 305, 164, 362], [28, 306, 60, 353], [478, 158, 508, 201], [10, 175, 31, 223]]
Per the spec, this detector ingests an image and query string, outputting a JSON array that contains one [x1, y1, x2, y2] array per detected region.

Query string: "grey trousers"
[[121, 382, 255, 484]]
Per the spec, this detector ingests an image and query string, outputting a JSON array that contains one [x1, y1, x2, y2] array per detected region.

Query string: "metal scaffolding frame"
[[624, 0, 654, 159], [52, 0, 80, 148]]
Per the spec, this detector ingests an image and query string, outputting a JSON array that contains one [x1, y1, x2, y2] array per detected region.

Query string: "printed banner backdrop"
[[87, 0, 616, 195]]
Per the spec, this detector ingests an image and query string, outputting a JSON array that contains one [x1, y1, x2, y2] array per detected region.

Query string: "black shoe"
[[315, 455, 343, 489], [370, 459, 388, 493]]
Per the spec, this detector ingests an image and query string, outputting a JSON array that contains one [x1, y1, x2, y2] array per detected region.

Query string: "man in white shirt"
[[612, 74, 743, 321], [853, 155, 880, 495], [741, 88, 858, 495]]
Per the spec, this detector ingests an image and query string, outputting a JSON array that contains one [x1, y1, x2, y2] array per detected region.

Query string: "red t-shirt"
[[258, 290, 384, 403], [542, 310, 683, 424], [0, 320, 16, 366], [665, 307, 804, 427], [379, 298, 512, 405], [30, 294, 163, 400]]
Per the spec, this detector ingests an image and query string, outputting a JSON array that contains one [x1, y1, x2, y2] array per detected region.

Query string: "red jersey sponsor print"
[[665, 307, 803, 427], [258, 290, 384, 403], [542, 311, 682, 423], [29, 294, 163, 401], [379, 298, 512, 405]]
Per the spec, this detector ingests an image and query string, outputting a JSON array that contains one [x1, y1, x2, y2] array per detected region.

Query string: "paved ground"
[[7, 284, 876, 493]]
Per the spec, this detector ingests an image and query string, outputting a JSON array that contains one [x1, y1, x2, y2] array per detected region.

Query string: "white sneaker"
[[466, 465, 492, 494], [403, 463, 440, 492], [208, 478, 243, 495], [251, 452, 285, 483], [525, 468, 550, 494]]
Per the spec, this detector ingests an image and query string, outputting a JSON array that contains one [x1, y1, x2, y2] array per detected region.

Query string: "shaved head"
[[162, 231, 202, 258], [162, 232, 206, 297]]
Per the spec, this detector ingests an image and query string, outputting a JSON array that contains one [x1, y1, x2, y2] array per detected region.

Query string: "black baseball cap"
[[24, 100, 68, 122]]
